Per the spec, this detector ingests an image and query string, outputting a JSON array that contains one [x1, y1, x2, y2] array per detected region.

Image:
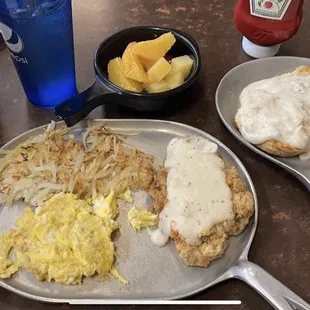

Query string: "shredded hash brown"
[[0, 122, 155, 207]]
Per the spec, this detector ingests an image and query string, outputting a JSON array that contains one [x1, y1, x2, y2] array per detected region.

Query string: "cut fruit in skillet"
[[108, 57, 143, 92], [170, 55, 194, 80], [122, 42, 147, 83], [132, 32, 176, 61], [164, 71, 185, 90], [147, 57, 171, 83], [144, 80, 170, 93]]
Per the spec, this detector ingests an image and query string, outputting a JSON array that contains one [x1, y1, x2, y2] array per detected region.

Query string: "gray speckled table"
[[0, 1, 310, 309]]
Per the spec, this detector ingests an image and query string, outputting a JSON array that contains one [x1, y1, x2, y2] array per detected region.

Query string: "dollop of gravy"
[[236, 74, 310, 155], [150, 136, 234, 247]]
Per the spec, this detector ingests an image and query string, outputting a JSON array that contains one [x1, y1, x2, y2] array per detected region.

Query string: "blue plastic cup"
[[0, 0, 77, 109]]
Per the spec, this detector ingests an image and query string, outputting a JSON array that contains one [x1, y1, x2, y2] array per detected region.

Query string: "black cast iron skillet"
[[54, 26, 201, 127]]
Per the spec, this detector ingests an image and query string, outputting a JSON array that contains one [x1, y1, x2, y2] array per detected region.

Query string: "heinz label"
[[250, 0, 292, 20]]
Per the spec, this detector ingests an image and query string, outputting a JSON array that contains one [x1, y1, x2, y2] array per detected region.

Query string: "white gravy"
[[150, 136, 234, 247], [236, 74, 310, 155]]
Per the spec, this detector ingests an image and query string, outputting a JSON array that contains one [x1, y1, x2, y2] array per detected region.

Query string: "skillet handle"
[[232, 260, 310, 310], [54, 78, 117, 127]]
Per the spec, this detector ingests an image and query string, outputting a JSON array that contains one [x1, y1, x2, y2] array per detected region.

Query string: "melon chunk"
[[170, 55, 194, 79], [132, 32, 176, 61], [145, 81, 169, 93], [165, 71, 185, 90], [108, 57, 143, 92], [147, 57, 171, 83], [122, 42, 147, 83]]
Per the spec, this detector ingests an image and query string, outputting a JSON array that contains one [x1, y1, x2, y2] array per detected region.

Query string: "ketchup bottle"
[[234, 0, 304, 58]]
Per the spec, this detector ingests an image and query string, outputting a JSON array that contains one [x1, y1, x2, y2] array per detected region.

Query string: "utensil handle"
[[232, 260, 310, 310], [54, 79, 117, 127]]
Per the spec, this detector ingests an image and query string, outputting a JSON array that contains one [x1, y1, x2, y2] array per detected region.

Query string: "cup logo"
[[0, 21, 23, 53]]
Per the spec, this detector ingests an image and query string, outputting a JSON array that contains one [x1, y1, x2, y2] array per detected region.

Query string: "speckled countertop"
[[0, 1, 310, 309]]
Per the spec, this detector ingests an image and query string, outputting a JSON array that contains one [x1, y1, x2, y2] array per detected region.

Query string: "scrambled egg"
[[0, 192, 127, 284], [118, 188, 133, 203], [93, 190, 119, 220], [128, 206, 158, 231], [0, 231, 19, 278]]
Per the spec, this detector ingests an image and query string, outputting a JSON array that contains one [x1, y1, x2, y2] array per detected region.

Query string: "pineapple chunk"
[[170, 55, 193, 79], [139, 57, 157, 71], [164, 69, 175, 79], [145, 81, 169, 93], [147, 57, 171, 83], [132, 32, 176, 61], [108, 57, 143, 92], [165, 71, 185, 90], [122, 42, 147, 83]]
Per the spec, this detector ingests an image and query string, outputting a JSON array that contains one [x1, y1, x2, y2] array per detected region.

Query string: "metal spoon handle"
[[232, 260, 310, 310]]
